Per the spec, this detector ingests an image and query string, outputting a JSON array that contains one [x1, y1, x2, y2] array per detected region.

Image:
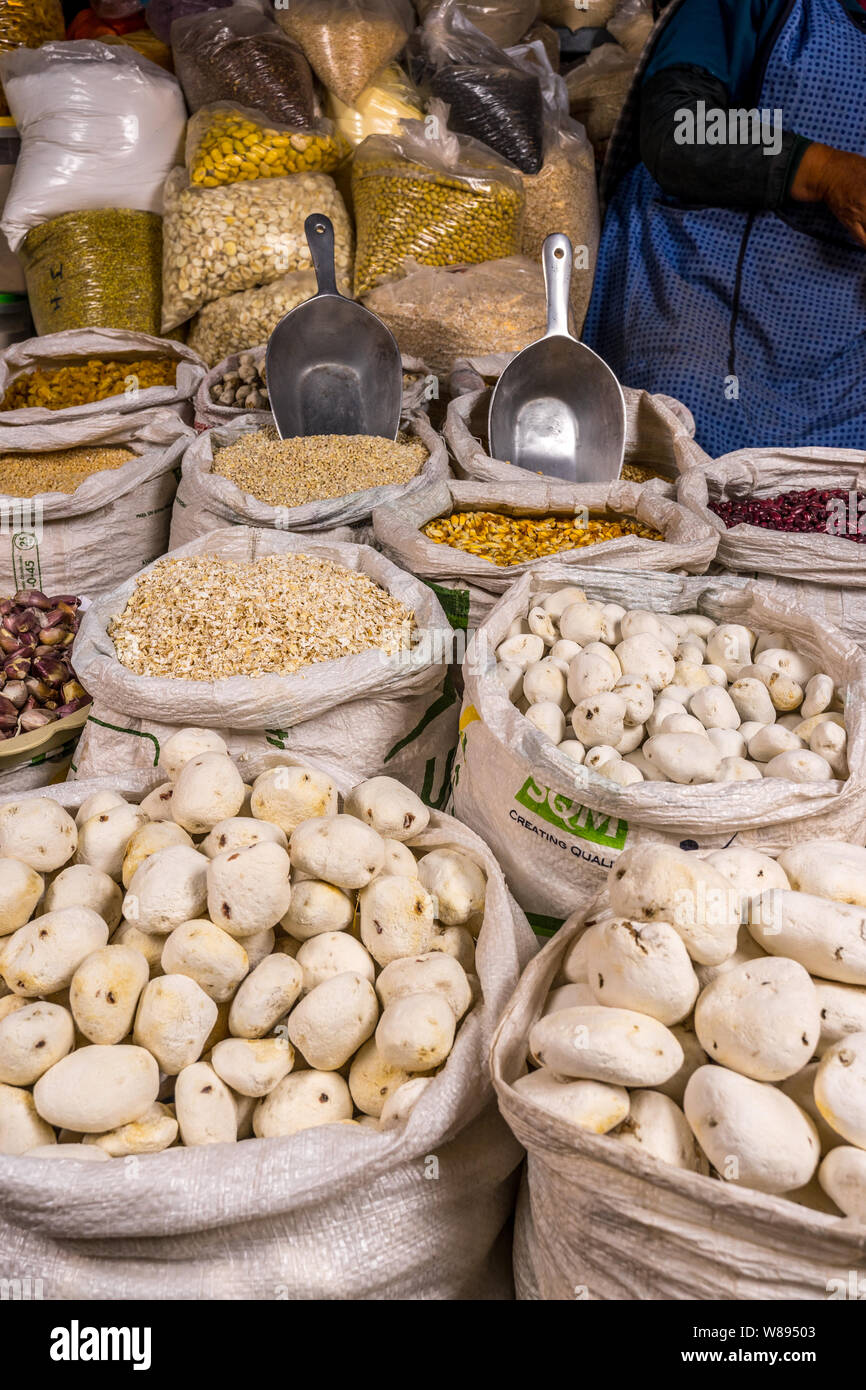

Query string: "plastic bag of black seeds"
[[422, 1, 545, 176]]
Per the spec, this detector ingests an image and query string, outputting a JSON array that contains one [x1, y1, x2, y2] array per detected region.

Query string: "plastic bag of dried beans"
[[422, 1, 545, 175], [169, 411, 449, 546], [185, 104, 350, 188], [275, 0, 414, 107], [172, 4, 316, 128], [371, 475, 718, 629], [70, 526, 461, 805], [352, 115, 524, 298]]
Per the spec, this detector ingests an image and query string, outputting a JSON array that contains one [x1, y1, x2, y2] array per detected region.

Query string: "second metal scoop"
[[266, 213, 403, 439], [488, 233, 626, 482]]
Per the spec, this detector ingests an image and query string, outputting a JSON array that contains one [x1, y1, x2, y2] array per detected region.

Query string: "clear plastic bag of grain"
[[518, 117, 599, 332], [275, 0, 414, 107], [362, 256, 547, 380], [351, 112, 524, 299], [161, 169, 353, 332], [415, 0, 539, 49]]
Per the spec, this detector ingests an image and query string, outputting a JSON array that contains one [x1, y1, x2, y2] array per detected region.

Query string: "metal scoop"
[[488, 232, 626, 482], [266, 213, 403, 440]]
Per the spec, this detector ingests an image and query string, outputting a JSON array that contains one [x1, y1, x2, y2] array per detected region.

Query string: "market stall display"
[[491, 837, 866, 1298]]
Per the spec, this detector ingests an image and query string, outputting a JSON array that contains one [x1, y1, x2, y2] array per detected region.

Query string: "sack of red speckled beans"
[[676, 447, 866, 650]]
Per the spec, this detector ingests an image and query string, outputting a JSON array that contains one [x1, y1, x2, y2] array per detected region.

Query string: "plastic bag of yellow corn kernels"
[[185, 103, 351, 186]]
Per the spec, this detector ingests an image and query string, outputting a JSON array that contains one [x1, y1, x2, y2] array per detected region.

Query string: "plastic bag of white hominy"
[[169, 413, 448, 548], [491, 908, 866, 1300], [0, 329, 207, 429], [69, 527, 460, 805], [372, 474, 718, 630], [0, 754, 537, 1301], [0, 408, 193, 601], [453, 565, 866, 931]]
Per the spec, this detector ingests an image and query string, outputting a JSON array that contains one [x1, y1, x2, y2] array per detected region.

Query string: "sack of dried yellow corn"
[[372, 477, 719, 629], [70, 527, 460, 802], [0, 329, 207, 430], [169, 413, 449, 548], [185, 104, 350, 187], [192, 344, 437, 431], [445, 366, 699, 489], [0, 408, 193, 602]]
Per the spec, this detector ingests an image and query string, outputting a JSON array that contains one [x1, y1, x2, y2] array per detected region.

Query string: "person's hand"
[[790, 142, 866, 247]]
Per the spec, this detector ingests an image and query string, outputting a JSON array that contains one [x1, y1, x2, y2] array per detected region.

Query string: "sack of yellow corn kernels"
[[185, 103, 350, 187], [372, 476, 719, 630], [445, 365, 701, 488], [0, 329, 207, 430]]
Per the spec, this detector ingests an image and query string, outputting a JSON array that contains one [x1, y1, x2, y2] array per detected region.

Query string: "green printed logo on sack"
[[514, 775, 629, 853]]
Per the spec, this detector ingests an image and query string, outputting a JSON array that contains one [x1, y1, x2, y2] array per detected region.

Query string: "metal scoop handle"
[[305, 213, 339, 297], [543, 233, 574, 340]]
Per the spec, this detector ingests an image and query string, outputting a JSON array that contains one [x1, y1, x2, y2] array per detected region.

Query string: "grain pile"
[[212, 427, 428, 508], [422, 510, 662, 566], [2, 359, 177, 411], [108, 553, 416, 678], [0, 446, 135, 496]]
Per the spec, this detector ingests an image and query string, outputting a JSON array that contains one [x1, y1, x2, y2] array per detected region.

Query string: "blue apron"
[[582, 0, 866, 456]]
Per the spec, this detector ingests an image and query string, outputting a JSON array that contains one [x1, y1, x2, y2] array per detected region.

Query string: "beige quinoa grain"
[[212, 428, 428, 508], [108, 554, 415, 679]]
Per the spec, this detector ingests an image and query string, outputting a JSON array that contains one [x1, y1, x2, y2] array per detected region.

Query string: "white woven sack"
[[445, 373, 701, 489], [492, 907, 866, 1300], [0, 330, 207, 429], [193, 346, 436, 431], [0, 408, 193, 601], [0, 754, 537, 1301], [453, 564, 866, 928], [372, 475, 718, 628], [70, 527, 460, 802], [169, 413, 449, 548]]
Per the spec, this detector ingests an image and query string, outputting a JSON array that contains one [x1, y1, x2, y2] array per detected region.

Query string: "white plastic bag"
[[71, 527, 460, 803], [0, 755, 536, 1301], [453, 565, 866, 928], [0, 41, 186, 252], [169, 412, 449, 547], [0, 408, 193, 601]]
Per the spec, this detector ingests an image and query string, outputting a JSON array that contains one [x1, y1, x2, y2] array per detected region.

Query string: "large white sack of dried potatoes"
[[453, 565, 866, 930], [0, 754, 536, 1300], [492, 906, 866, 1300]]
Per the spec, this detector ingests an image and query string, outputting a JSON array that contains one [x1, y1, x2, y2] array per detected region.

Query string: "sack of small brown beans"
[[169, 412, 449, 546]]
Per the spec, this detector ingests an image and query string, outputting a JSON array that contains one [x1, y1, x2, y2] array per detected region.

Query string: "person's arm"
[[790, 143, 866, 247], [639, 64, 810, 209]]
